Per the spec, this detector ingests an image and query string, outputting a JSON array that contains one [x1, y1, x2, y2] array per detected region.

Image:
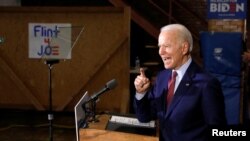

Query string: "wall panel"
[[0, 7, 131, 113]]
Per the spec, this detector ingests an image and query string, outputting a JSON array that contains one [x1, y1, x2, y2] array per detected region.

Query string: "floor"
[[0, 109, 76, 141]]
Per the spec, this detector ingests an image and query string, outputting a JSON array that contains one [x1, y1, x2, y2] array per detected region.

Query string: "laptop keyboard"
[[109, 115, 155, 128]]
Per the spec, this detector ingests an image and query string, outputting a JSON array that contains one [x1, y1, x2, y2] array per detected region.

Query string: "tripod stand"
[[45, 59, 59, 141]]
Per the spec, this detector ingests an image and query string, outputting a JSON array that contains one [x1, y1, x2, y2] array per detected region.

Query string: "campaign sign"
[[29, 23, 72, 59], [207, 0, 247, 19]]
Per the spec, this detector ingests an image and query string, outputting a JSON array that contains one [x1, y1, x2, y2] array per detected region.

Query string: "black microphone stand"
[[81, 96, 100, 124], [45, 59, 59, 141], [89, 98, 99, 123]]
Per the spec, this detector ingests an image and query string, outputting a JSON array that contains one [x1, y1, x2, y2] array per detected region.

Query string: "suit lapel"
[[162, 71, 172, 112]]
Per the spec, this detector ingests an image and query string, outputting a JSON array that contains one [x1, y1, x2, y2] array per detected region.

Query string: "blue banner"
[[200, 32, 243, 125], [207, 0, 247, 19], [200, 32, 243, 76]]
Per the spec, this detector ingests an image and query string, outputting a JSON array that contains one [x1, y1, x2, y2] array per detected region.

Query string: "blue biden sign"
[[207, 0, 247, 19]]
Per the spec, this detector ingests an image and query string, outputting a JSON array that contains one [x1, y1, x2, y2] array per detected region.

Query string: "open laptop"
[[74, 91, 90, 141]]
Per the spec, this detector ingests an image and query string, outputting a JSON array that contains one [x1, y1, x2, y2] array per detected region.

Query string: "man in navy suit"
[[134, 24, 227, 141]]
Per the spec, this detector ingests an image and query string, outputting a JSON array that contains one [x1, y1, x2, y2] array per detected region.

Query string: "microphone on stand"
[[82, 79, 118, 123], [84, 79, 118, 104]]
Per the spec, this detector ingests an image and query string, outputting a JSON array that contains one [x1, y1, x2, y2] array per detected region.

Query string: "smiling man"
[[133, 24, 227, 141]]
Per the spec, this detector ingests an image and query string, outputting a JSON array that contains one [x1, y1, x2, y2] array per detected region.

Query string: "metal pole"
[[48, 64, 54, 141]]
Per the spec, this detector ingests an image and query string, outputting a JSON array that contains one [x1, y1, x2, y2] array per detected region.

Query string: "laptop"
[[74, 91, 90, 141], [106, 114, 157, 136]]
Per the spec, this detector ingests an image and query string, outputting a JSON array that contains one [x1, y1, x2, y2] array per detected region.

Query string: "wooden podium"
[[79, 114, 158, 141]]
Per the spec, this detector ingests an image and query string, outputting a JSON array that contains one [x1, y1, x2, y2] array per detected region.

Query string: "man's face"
[[158, 30, 187, 70]]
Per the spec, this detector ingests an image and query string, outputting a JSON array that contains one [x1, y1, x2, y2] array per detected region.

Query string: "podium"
[[79, 114, 158, 141], [80, 129, 158, 141]]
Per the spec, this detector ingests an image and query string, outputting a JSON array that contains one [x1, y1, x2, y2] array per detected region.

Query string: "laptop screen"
[[74, 91, 89, 141]]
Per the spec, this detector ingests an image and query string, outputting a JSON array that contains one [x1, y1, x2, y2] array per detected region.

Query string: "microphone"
[[87, 79, 118, 103]]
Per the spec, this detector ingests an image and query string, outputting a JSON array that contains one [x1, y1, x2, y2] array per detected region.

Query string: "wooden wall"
[[0, 7, 131, 113]]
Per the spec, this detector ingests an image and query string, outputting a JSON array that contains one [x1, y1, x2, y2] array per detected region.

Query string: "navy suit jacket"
[[134, 61, 227, 141]]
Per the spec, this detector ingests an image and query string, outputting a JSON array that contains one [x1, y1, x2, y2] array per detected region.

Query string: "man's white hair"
[[160, 24, 193, 52]]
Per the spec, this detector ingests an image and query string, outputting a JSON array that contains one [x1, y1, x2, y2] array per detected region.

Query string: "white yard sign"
[[29, 23, 72, 59]]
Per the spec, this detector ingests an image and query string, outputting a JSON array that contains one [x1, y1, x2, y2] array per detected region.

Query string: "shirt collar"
[[173, 57, 192, 81]]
